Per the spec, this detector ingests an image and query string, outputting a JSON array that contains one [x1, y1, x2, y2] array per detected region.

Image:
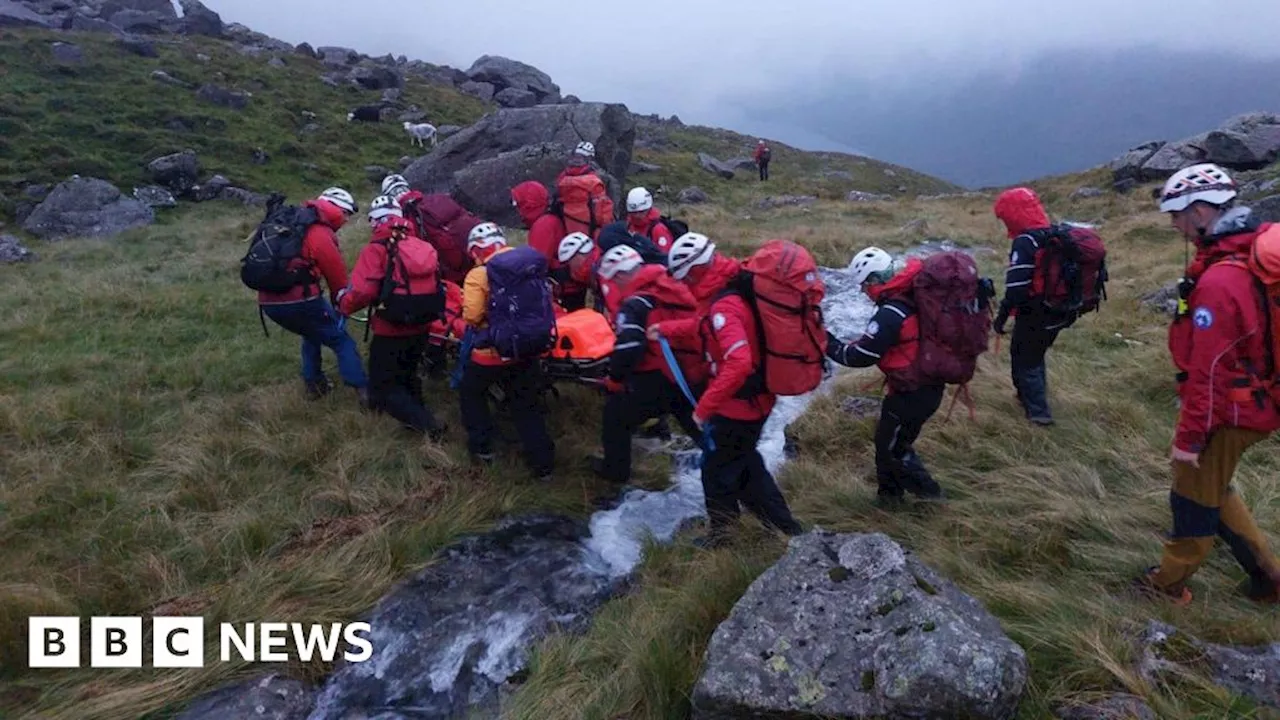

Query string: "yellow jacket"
[[462, 245, 514, 365]]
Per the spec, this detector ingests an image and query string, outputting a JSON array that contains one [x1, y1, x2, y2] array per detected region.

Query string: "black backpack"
[[240, 193, 319, 293], [597, 221, 665, 265], [653, 215, 689, 240]]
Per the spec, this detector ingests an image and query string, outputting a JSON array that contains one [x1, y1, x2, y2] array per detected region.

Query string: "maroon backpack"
[[890, 251, 994, 392], [1034, 223, 1108, 316], [402, 194, 480, 286]]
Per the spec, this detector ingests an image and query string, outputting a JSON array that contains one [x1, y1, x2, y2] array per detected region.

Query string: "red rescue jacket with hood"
[[993, 187, 1053, 316], [338, 222, 439, 338], [258, 199, 350, 306], [1167, 209, 1280, 453], [626, 208, 674, 253]]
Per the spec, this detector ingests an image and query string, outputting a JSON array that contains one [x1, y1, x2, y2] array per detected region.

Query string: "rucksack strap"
[[942, 383, 977, 423]]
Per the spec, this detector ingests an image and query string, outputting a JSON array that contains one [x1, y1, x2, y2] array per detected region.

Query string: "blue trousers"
[[261, 297, 367, 388]]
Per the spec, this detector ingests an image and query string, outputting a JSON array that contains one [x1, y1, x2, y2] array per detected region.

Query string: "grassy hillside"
[[4, 160, 1280, 719], [0, 26, 489, 204]]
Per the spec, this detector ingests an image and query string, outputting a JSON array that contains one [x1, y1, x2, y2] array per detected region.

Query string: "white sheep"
[[403, 121, 437, 148]]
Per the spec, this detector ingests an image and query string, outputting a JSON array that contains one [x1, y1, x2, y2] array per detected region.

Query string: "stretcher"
[[346, 308, 616, 387]]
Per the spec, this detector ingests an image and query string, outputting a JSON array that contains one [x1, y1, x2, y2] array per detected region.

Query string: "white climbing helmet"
[[368, 194, 402, 224], [574, 141, 595, 158], [849, 247, 894, 287], [626, 187, 653, 213], [557, 232, 594, 263], [380, 174, 410, 198], [1159, 163, 1238, 213], [598, 244, 644, 280], [319, 187, 357, 215], [667, 232, 714, 281], [466, 222, 506, 251]]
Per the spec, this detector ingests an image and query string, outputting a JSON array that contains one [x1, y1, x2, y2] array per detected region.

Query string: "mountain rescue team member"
[[826, 247, 945, 505], [459, 222, 555, 481], [624, 187, 674, 253], [557, 141, 601, 185], [992, 186, 1067, 426], [754, 140, 771, 181], [1135, 163, 1280, 606], [557, 232, 602, 310], [592, 245, 706, 483], [647, 274, 804, 549], [258, 187, 369, 401], [512, 181, 583, 310], [337, 199, 447, 440], [423, 278, 465, 379], [665, 232, 743, 310]]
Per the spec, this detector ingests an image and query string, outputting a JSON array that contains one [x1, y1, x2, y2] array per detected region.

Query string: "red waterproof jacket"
[[866, 259, 923, 379], [626, 208, 674, 253], [428, 280, 466, 345], [614, 265, 708, 385], [659, 293, 773, 423], [257, 199, 350, 306], [512, 181, 566, 265], [338, 222, 439, 338], [1168, 223, 1280, 453], [650, 253, 744, 341]]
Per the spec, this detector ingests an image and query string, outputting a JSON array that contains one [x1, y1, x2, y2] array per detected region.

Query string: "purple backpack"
[[478, 246, 556, 360]]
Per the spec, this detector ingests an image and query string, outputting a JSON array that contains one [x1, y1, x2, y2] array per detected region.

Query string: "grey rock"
[[68, 14, 122, 34], [1108, 141, 1166, 183], [1135, 113, 1280, 180], [317, 45, 357, 67], [51, 41, 83, 64], [1138, 620, 1280, 710], [0, 0, 54, 27], [267, 57, 286, 68], [23, 184, 51, 203], [176, 0, 221, 36], [398, 155, 414, 170], [300, 122, 321, 134], [1253, 195, 1280, 224], [150, 70, 192, 88], [728, 156, 759, 171], [108, 9, 165, 33], [318, 74, 341, 88], [1241, 178, 1278, 197], [195, 84, 249, 110], [364, 165, 390, 184], [900, 218, 930, 235], [691, 531, 1028, 720], [459, 80, 495, 102], [104, 0, 176, 16], [350, 63, 401, 91], [563, 94, 581, 104], [175, 673, 315, 720], [494, 87, 538, 109], [294, 42, 315, 58], [305, 515, 625, 720], [22, 177, 154, 240], [380, 87, 402, 104], [758, 195, 816, 209], [630, 161, 662, 174], [466, 54, 561, 102], [398, 107, 426, 123], [847, 190, 893, 202], [1112, 178, 1139, 194], [840, 396, 883, 420], [884, 168, 898, 177], [697, 152, 735, 180], [452, 143, 614, 227], [147, 150, 201, 194], [190, 175, 231, 202], [132, 185, 177, 208], [195, 53, 209, 62], [116, 35, 157, 57], [676, 186, 709, 204], [251, 147, 269, 165], [436, 124, 463, 138], [1055, 694, 1156, 720], [0, 234, 37, 264], [403, 102, 636, 225], [217, 187, 268, 206], [1071, 186, 1105, 199]]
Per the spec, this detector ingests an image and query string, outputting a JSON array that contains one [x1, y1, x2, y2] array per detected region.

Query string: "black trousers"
[[758, 161, 769, 181], [599, 371, 702, 482], [702, 416, 802, 539], [558, 289, 589, 313], [1010, 312, 1063, 420], [875, 385, 945, 497], [368, 334, 443, 435], [459, 359, 555, 475]]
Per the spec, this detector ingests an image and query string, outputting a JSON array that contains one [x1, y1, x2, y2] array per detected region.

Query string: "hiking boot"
[[1028, 415, 1055, 427], [875, 484, 907, 510], [1132, 567, 1192, 607], [305, 377, 333, 400], [1243, 570, 1280, 603]]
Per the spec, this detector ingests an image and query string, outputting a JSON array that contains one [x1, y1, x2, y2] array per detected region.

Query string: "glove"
[[603, 377, 627, 394], [334, 287, 350, 310], [824, 330, 846, 364], [994, 302, 1010, 335]]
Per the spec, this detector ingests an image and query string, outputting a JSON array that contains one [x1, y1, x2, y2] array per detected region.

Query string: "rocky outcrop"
[[494, 87, 537, 109], [459, 80, 495, 102], [691, 531, 1028, 719], [847, 190, 893, 202], [50, 41, 83, 64], [1138, 621, 1280, 711], [0, 0, 55, 27], [132, 185, 177, 208], [174, 673, 314, 720], [349, 62, 401, 91], [466, 54, 561, 105], [0, 234, 37, 264], [195, 84, 249, 110], [697, 152, 735, 180], [1055, 694, 1156, 720], [676, 187, 709, 204], [176, 0, 222, 37], [22, 177, 154, 240], [147, 149, 201, 195], [1110, 113, 1280, 183], [452, 143, 598, 226], [1254, 194, 1280, 224], [403, 102, 635, 227], [1071, 186, 1105, 199]]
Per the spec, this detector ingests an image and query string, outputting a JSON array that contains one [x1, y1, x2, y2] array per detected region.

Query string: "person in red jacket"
[[753, 140, 771, 181], [591, 245, 707, 483], [648, 273, 804, 548], [824, 247, 945, 506], [1135, 163, 1280, 606], [423, 279, 466, 379], [665, 232, 743, 310], [624, 187, 674, 253], [258, 187, 368, 400], [337, 210, 447, 440], [511, 181, 584, 310]]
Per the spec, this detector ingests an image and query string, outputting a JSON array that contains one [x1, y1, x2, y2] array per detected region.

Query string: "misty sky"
[[203, 0, 1280, 186]]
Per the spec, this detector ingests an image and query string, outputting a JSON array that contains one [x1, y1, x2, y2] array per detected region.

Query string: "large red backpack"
[[1033, 223, 1108, 317], [554, 173, 615, 240], [402, 194, 480, 286], [725, 239, 828, 396], [889, 251, 994, 392], [1223, 223, 1280, 408]]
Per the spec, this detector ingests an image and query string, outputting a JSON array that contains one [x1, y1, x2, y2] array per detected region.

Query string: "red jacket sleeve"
[[652, 222, 675, 252], [527, 216, 564, 267], [305, 225, 350, 301], [338, 243, 386, 316], [694, 299, 755, 421], [653, 317, 700, 346], [1172, 274, 1250, 453]]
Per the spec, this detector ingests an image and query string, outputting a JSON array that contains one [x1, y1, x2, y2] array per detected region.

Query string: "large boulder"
[[349, 62, 401, 90], [466, 54, 561, 104], [176, 0, 222, 37], [317, 45, 357, 67], [1108, 141, 1165, 183], [195, 84, 249, 110], [102, 0, 177, 16], [0, 234, 37, 264], [1134, 113, 1280, 180], [0, 0, 55, 27], [1139, 621, 1280, 710], [22, 177, 154, 240], [697, 152, 735, 180], [108, 9, 167, 33], [147, 150, 201, 194], [459, 80, 495, 102], [494, 87, 537, 109], [691, 531, 1029, 719], [1254, 194, 1280, 224], [403, 102, 635, 224], [175, 673, 315, 720], [452, 143, 619, 227]]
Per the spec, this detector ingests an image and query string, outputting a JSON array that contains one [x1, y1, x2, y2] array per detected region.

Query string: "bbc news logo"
[[28, 617, 373, 668]]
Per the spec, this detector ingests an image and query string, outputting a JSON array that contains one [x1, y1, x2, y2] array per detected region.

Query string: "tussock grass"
[[3, 141, 1280, 720]]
